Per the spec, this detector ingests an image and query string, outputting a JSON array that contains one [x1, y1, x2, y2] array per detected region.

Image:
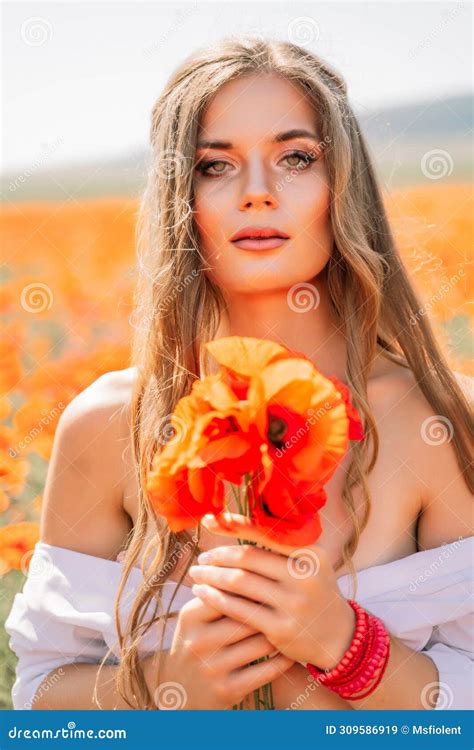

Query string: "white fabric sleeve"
[[4, 543, 120, 710], [421, 612, 474, 710], [5, 541, 192, 710], [419, 538, 474, 711]]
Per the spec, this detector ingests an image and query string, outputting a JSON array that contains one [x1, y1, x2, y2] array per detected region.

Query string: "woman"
[[6, 37, 473, 711]]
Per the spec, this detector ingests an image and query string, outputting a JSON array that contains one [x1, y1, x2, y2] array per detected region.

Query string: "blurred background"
[[1, 1, 472, 708]]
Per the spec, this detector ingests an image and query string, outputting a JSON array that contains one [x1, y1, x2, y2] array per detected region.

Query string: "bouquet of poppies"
[[146, 336, 365, 709]]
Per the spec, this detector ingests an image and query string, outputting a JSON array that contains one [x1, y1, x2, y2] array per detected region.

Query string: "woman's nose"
[[238, 157, 279, 211], [239, 192, 277, 210]]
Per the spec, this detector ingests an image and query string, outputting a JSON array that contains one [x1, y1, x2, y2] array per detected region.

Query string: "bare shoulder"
[[41, 367, 138, 560], [367, 358, 470, 426], [52, 365, 138, 465], [368, 360, 472, 550], [366, 358, 428, 442], [415, 368, 473, 550]]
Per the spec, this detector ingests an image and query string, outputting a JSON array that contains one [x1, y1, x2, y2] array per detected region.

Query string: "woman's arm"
[[32, 653, 168, 710], [27, 373, 136, 709], [31, 663, 132, 710], [342, 635, 439, 710], [40, 371, 133, 559], [272, 663, 353, 710]]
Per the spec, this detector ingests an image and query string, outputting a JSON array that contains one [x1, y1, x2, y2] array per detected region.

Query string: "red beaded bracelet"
[[306, 599, 391, 700]]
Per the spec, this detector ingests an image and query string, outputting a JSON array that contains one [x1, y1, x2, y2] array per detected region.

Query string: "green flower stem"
[[244, 473, 275, 710], [228, 477, 275, 710]]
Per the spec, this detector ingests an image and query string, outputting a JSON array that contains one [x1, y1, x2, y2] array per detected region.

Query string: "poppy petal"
[[205, 336, 289, 377]]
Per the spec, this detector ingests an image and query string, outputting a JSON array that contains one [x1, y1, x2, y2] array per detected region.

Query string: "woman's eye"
[[280, 150, 317, 169], [195, 150, 317, 178], [195, 159, 231, 177]]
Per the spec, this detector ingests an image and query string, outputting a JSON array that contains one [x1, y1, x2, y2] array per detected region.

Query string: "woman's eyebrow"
[[196, 128, 319, 150]]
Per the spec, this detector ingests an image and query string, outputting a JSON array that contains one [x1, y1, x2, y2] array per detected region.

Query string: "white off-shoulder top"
[[5, 536, 474, 710]]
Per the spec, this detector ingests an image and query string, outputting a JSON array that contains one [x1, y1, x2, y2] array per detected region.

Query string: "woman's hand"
[[147, 593, 294, 710], [188, 512, 356, 670]]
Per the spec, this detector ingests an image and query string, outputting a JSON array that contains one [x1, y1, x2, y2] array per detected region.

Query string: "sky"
[[2, 0, 472, 173]]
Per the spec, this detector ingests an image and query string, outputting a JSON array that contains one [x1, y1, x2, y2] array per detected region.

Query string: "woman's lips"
[[230, 237, 289, 251]]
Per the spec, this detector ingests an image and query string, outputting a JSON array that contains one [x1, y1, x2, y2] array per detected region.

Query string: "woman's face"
[[192, 73, 333, 296]]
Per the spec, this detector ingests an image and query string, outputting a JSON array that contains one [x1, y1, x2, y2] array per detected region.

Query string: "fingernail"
[[197, 552, 212, 563]]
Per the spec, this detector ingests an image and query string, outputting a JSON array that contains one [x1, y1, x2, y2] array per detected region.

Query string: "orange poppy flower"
[[241, 468, 328, 546], [207, 337, 363, 486], [146, 385, 262, 532], [147, 337, 364, 544], [0, 521, 40, 575], [202, 338, 364, 544]]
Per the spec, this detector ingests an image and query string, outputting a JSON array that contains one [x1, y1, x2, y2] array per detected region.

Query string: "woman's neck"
[[214, 278, 348, 383]]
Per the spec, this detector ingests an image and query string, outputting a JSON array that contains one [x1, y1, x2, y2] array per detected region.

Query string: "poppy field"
[[0, 183, 472, 707]]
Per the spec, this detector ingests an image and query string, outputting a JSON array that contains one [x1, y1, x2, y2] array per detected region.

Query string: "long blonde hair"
[[97, 36, 473, 709]]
